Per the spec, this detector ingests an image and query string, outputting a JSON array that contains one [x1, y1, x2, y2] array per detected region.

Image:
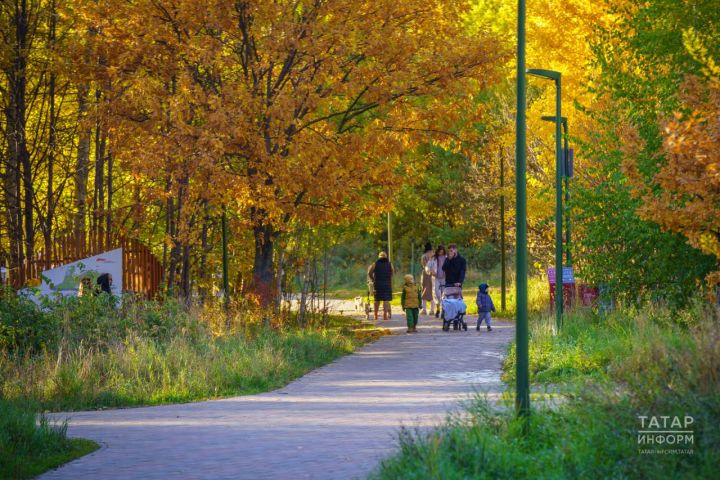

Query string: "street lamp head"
[[541, 115, 567, 124], [527, 68, 561, 81]]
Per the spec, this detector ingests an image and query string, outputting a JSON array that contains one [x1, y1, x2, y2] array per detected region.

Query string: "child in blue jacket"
[[475, 283, 496, 331]]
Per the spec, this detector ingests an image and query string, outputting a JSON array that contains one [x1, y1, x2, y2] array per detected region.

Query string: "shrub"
[[0, 290, 58, 352]]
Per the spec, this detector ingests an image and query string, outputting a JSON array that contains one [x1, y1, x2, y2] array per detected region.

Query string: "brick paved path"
[[42, 311, 514, 480]]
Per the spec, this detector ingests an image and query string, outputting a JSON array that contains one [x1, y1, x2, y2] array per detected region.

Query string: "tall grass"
[[0, 291, 377, 477], [0, 292, 370, 412], [1, 329, 356, 411], [0, 398, 98, 479], [371, 301, 720, 479]]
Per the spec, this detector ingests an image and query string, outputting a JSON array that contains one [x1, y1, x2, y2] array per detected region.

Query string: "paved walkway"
[[43, 309, 514, 480]]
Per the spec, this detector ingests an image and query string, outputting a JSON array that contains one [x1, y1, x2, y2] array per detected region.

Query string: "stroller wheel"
[[442, 321, 449, 332], [463, 323, 468, 331]]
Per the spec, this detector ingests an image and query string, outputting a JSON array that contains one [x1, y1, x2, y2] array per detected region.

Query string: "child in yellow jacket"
[[401, 274, 422, 333]]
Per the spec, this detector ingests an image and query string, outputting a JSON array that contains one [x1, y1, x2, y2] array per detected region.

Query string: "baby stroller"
[[441, 284, 467, 331]]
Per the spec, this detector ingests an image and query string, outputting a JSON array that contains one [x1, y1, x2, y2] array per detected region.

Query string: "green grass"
[[2, 327, 360, 411], [0, 398, 99, 479], [371, 302, 720, 479], [1, 294, 385, 476], [0, 306, 377, 412], [0, 294, 382, 411], [330, 286, 370, 300]]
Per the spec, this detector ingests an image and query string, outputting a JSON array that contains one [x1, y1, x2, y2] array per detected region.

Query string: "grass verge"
[[370, 302, 720, 479], [1, 304, 382, 411], [1, 293, 387, 476], [0, 398, 99, 479]]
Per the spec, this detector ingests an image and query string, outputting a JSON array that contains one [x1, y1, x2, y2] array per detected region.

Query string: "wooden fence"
[[9, 231, 163, 298]]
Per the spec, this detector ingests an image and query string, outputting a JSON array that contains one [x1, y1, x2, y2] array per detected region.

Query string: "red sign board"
[[579, 285, 599, 307], [550, 283, 575, 309]]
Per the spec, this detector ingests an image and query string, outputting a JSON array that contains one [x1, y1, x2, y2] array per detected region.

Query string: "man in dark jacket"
[[442, 243, 466, 287]]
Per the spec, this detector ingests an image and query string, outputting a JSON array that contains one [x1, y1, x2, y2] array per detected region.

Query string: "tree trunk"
[[21, 129, 33, 266], [168, 174, 188, 295], [74, 84, 91, 236], [4, 0, 31, 284], [198, 201, 210, 303], [181, 242, 191, 300], [92, 101, 106, 239], [162, 176, 171, 277], [297, 258, 311, 326], [275, 248, 285, 314], [106, 149, 113, 245], [43, 0, 57, 254], [4, 131, 23, 282], [252, 222, 275, 306]]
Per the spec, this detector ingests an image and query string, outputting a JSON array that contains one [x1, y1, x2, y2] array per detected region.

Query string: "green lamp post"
[[528, 68, 563, 332], [515, 0, 530, 418], [500, 150, 507, 312], [542, 115, 571, 267]]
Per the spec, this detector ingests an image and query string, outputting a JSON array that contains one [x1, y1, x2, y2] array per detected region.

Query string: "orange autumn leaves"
[[630, 76, 720, 283], [80, 0, 507, 233]]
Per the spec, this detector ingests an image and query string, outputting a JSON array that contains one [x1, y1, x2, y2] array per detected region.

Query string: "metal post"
[[530, 72, 562, 330], [387, 211, 393, 290], [500, 150, 506, 312], [563, 120, 571, 266], [515, 0, 530, 419], [411, 238, 415, 278], [387, 211, 392, 263], [221, 207, 229, 311], [554, 77, 563, 331]]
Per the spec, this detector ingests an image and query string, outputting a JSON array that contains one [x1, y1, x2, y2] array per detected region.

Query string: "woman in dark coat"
[[368, 251, 394, 321]]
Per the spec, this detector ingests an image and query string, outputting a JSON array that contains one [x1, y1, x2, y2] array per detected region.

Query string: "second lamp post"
[[527, 68, 563, 331], [542, 115, 572, 267]]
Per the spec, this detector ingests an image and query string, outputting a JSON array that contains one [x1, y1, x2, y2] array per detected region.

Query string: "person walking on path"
[[431, 245, 446, 317], [420, 242, 435, 315], [442, 243, 467, 289], [401, 274, 421, 333], [368, 251, 394, 320], [475, 283, 496, 331]]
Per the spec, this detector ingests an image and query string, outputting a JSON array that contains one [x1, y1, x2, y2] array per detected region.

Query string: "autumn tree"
[[574, 0, 719, 302], [81, 0, 506, 303], [221, 1, 507, 302], [627, 23, 720, 284], [1, 0, 81, 283], [644, 78, 720, 282]]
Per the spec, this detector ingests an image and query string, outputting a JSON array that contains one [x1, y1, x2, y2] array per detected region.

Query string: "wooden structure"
[[9, 231, 163, 298]]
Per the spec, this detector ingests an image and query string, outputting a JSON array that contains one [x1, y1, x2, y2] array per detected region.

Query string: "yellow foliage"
[[80, 0, 506, 234]]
